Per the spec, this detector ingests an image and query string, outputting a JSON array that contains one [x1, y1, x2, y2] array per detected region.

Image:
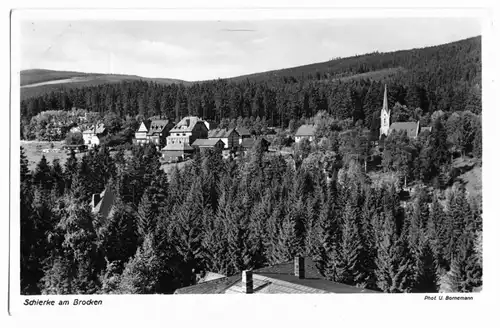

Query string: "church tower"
[[380, 84, 390, 137]]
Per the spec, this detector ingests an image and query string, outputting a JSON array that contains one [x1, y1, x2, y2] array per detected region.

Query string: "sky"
[[19, 18, 482, 81]]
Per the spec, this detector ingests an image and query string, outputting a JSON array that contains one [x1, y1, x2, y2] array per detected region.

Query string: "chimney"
[[91, 193, 101, 209], [242, 270, 253, 294], [294, 256, 305, 279]]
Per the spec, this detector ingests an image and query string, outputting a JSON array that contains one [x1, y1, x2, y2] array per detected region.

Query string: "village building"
[[161, 116, 208, 161], [380, 85, 431, 139], [203, 119, 218, 131], [192, 138, 225, 153], [161, 142, 195, 161], [135, 119, 174, 146], [174, 256, 378, 294], [90, 188, 116, 220], [207, 128, 240, 149], [294, 124, 316, 143], [135, 120, 151, 145], [235, 127, 251, 145], [82, 123, 107, 147], [240, 137, 270, 155]]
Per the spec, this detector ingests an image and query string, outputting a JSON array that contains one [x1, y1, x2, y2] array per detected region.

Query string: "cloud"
[[251, 36, 269, 44], [135, 40, 194, 60]]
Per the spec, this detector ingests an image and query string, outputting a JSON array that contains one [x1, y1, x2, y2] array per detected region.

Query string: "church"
[[379, 85, 431, 139]]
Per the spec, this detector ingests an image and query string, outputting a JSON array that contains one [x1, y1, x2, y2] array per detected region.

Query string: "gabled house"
[[162, 116, 208, 161], [174, 257, 378, 294], [166, 116, 208, 145], [161, 142, 195, 162], [208, 128, 240, 149], [236, 127, 251, 145], [203, 120, 218, 131], [294, 124, 316, 143], [146, 120, 174, 146], [192, 138, 225, 153], [241, 137, 270, 154], [82, 123, 107, 147], [134, 120, 152, 145], [90, 188, 116, 220], [135, 119, 174, 146]]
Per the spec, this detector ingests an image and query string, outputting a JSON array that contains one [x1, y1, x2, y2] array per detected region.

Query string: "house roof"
[[389, 122, 419, 138], [198, 272, 226, 284], [192, 139, 223, 147], [91, 188, 116, 219], [174, 257, 378, 294], [147, 120, 171, 136], [141, 120, 152, 131], [241, 137, 270, 149], [174, 276, 241, 295], [419, 126, 432, 134], [170, 116, 205, 133], [208, 128, 238, 139], [295, 124, 316, 137], [236, 127, 251, 136], [83, 123, 106, 135], [161, 142, 194, 151]]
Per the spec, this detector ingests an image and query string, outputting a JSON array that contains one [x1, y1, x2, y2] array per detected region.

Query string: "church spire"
[[382, 84, 388, 113]]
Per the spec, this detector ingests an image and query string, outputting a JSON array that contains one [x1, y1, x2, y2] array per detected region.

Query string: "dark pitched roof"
[[192, 139, 223, 147], [236, 127, 251, 136], [241, 138, 255, 149], [83, 123, 106, 135], [241, 137, 270, 149], [390, 122, 419, 138], [147, 120, 170, 135], [174, 257, 379, 294], [295, 124, 316, 137], [91, 188, 116, 219], [419, 126, 432, 134], [142, 120, 152, 131], [170, 116, 205, 133], [208, 128, 238, 138]]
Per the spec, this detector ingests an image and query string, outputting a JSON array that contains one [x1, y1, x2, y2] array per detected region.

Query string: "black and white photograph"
[[14, 11, 486, 298]]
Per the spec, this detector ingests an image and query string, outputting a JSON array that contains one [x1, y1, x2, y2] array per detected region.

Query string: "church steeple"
[[380, 84, 391, 137], [382, 84, 388, 113]]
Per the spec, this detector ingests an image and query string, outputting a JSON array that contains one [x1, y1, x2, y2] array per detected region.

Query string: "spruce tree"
[[375, 212, 412, 293], [118, 234, 161, 294]]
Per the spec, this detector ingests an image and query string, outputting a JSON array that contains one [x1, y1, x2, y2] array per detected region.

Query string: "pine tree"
[[137, 190, 157, 242], [375, 212, 412, 293], [118, 234, 161, 294], [99, 196, 138, 266], [441, 232, 482, 292], [334, 203, 365, 286], [33, 155, 52, 190]]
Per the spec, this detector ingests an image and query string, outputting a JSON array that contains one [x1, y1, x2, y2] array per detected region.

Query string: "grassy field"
[[21, 140, 85, 171], [20, 69, 189, 100]]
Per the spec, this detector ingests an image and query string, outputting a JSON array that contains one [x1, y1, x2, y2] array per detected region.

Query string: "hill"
[[225, 36, 481, 84], [20, 69, 188, 100]]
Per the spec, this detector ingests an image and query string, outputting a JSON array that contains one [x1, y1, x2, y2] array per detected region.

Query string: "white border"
[[3, 1, 500, 327]]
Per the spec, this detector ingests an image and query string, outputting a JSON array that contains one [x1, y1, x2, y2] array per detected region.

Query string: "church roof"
[[389, 122, 419, 138], [295, 124, 316, 137], [382, 84, 389, 114]]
